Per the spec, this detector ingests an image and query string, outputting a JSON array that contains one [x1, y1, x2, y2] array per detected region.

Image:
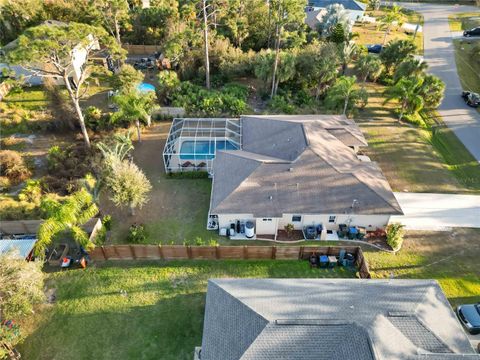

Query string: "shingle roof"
[[200, 279, 478, 360], [209, 115, 402, 216], [308, 0, 367, 11]]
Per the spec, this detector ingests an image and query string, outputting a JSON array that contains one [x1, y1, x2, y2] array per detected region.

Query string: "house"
[[305, 0, 367, 30], [163, 115, 402, 240], [1, 20, 101, 87], [196, 278, 479, 360]]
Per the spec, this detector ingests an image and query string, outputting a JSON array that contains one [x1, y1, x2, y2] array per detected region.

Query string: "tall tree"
[[111, 90, 159, 142], [383, 77, 424, 122], [36, 188, 99, 256], [339, 41, 357, 75], [419, 74, 445, 110], [0, 0, 44, 44], [319, 3, 351, 38], [378, 4, 406, 46], [6, 23, 124, 148], [326, 75, 368, 115], [93, 0, 130, 46], [269, 0, 306, 98]]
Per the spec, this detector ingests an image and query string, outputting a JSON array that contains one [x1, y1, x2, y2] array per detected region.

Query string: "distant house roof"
[[200, 279, 479, 360], [209, 115, 402, 217], [0, 218, 100, 236], [307, 0, 367, 11]]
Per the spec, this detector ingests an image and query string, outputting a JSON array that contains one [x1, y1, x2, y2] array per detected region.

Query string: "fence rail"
[[90, 245, 371, 278], [122, 44, 161, 55]]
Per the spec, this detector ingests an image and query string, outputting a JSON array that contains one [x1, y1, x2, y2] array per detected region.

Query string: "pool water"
[[137, 83, 156, 93], [180, 140, 238, 160]]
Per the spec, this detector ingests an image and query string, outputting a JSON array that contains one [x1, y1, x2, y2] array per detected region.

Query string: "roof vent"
[[269, 195, 273, 200], [289, 167, 294, 172]]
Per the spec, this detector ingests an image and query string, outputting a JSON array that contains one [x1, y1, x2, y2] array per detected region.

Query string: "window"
[[262, 218, 272, 222], [329, 216, 336, 223], [292, 215, 302, 222]]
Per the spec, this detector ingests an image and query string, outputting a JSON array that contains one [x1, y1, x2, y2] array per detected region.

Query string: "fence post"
[[272, 246, 276, 259], [130, 245, 136, 260], [158, 245, 163, 259], [101, 246, 107, 260], [299, 246, 304, 260], [243, 246, 248, 260], [187, 245, 192, 259], [215, 246, 219, 259]]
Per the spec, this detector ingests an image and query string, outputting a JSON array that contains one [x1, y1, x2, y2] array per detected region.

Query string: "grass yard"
[[448, 12, 480, 31], [357, 83, 480, 193], [100, 123, 224, 245], [365, 228, 480, 307], [354, 7, 424, 54], [18, 260, 356, 360], [453, 39, 480, 94], [17, 228, 480, 359], [2, 86, 50, 111]]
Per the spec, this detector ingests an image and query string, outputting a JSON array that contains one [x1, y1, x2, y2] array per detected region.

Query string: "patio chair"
[[181, 161, 193, 168]]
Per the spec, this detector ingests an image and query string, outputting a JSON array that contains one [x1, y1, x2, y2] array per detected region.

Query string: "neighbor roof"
[[200, 279, 478, 360], [209, 115, 402, 217], [307, 0, 367, 11]]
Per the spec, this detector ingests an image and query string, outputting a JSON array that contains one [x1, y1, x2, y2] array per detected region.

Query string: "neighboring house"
[[163, 115, 403, 240], [305, 0, 367, 30], [1, 20, 101, 87], [196, 278, 479, 360]]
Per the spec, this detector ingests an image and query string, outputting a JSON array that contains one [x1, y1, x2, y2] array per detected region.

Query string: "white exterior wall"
[[255, 217, 280, 235], [279, 213, 390, 231]]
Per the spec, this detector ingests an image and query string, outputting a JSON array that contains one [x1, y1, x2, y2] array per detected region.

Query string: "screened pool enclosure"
[[163, 118, 241, 173]]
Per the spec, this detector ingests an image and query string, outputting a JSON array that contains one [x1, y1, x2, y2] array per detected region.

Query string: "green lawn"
[[18, 228, 480, 359], [357, 83, 480, 193], [2, 87, 50, 111], [453, 39, 480, 94], [19, 260, 356, 360], [448, 12, 480, 31]]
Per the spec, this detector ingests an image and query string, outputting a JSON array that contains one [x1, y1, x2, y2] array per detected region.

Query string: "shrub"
[[157, 70, 180, 104], [0, 176, 11, 191], [111, 64, 144, 92], [268, 95, 296, 114], [127, 224, 148, 244], [84, 106, 111, 131], [284, 223, 294, 237], [0, 150, 31, 184], [386, 223, 405, 251], [102, 215, 113, 231], [18, 179, 43, 203]]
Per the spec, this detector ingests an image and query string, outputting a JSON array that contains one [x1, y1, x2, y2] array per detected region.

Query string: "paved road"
[[391, 192, 480, 230], [396, 3, 480, 162]]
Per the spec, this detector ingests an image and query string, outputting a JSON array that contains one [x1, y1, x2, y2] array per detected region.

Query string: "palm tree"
[[383, 77, 424, 122], [36, 189, 99, 256], [326, 75, 368, 116], [393, 58, 428, 83], [378, 4, 405, 46], [355, 54, 383, 83], [339, 41, 357, 75], [111, 90, 159, 142]]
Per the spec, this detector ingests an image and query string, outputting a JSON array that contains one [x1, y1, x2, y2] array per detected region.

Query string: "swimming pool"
[[137, 82, 156, 93], [180, 140, 238, 160]]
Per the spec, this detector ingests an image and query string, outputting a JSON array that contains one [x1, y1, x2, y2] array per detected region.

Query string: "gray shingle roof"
[[209, 115, 402, 216], [308, 0, 367, 11], [200, 279, 478, 360]]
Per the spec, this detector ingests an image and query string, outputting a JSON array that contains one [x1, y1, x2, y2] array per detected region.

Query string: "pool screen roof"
[[163, 118, 241, 172]]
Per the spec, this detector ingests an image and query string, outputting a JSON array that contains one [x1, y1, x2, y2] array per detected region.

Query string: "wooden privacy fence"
[[123, 44, 161, 55], [90, 245, 371, 278]]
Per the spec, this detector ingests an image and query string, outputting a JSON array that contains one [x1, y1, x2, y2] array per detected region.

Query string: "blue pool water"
[[137, 83, 156, 93], [180, 140, 238, 160]]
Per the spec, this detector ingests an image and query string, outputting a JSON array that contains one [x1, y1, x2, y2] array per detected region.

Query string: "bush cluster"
[[0, 150, 32, 187], [166, 171, 209, 179], [171, 81, 249, 116]]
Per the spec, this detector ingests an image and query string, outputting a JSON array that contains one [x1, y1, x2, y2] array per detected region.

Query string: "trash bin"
[[319, 255, 328, 268]]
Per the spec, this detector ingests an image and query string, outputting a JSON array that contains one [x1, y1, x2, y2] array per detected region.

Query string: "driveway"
[[396, 3, 480, 162], [391, 192, 480, 230]]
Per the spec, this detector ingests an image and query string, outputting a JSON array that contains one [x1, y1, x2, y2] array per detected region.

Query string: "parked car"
[[367, 44, 383, 54], [462, 91, 480, 108], [457, 303, 480, 334], [463, 27, 480, 37]]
